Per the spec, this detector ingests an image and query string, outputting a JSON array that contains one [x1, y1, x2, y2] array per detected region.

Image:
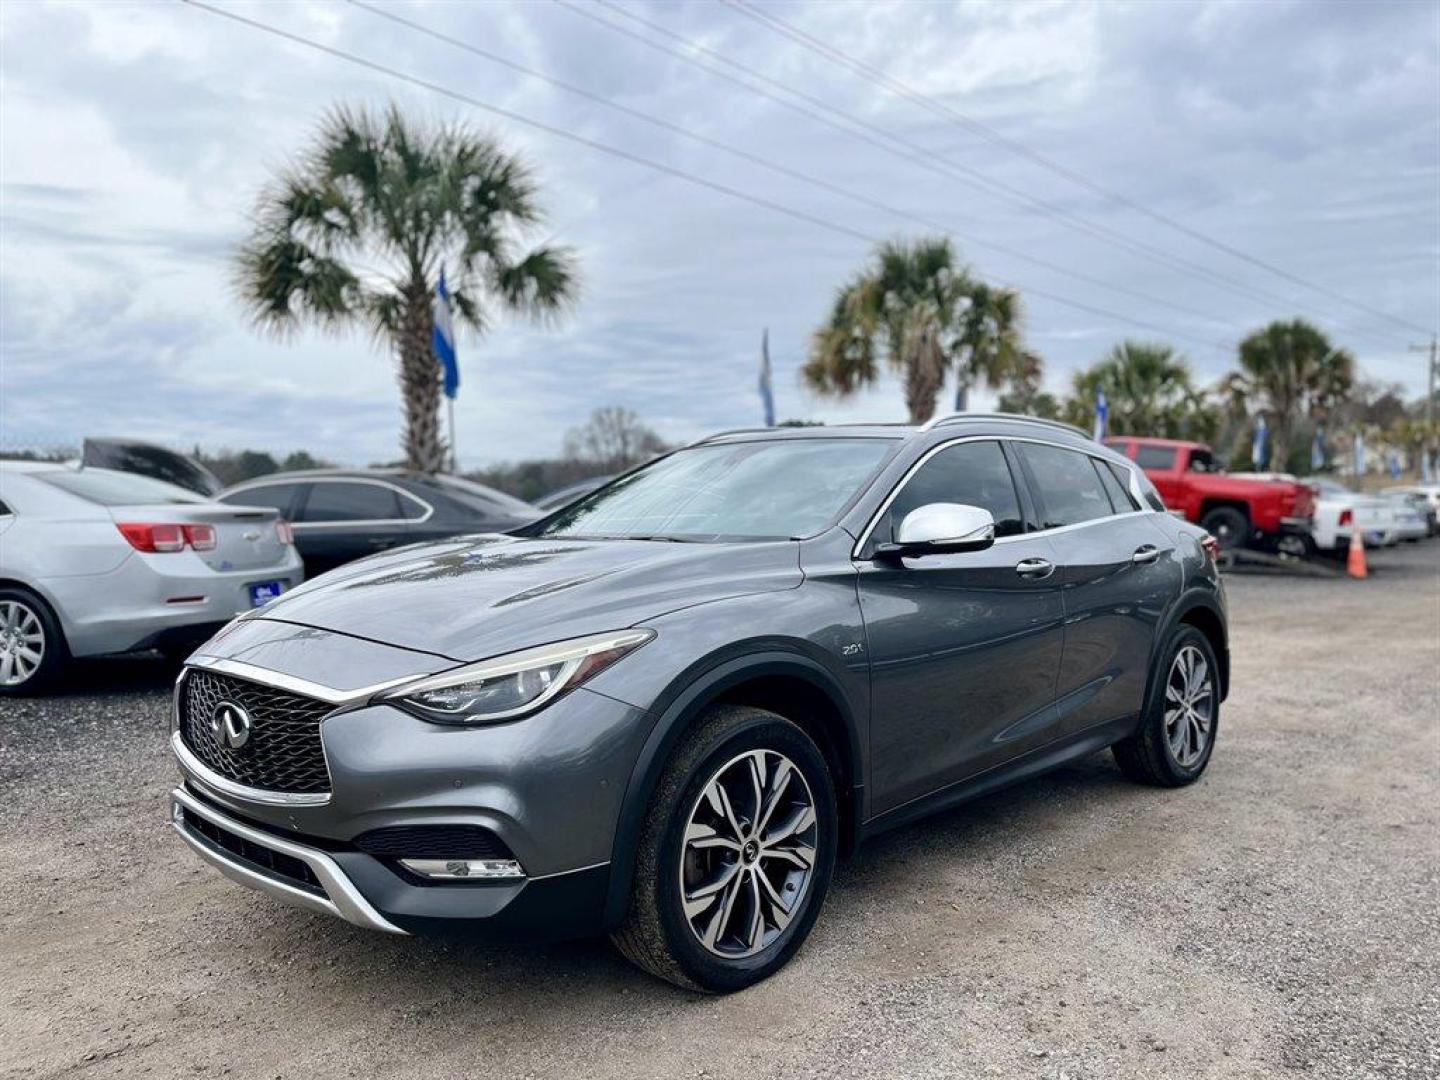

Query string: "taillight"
[[184, 524, 217, 551], [117, 523, 214, 553], [1338, 509, 1353, 527], [117, 523, 186, 553], [1200, 534, 1221, 563], [276, 520, 295, 545]]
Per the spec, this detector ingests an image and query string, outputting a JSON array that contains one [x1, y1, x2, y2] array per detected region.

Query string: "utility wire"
[[725, 0, 1434, 339], [349, 0, 1238, 333], [566, 0, 1414, 351], [178, 0, 1230, 354]]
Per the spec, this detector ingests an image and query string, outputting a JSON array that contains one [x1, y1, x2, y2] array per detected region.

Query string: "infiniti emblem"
[[209, 700, 252, 750]]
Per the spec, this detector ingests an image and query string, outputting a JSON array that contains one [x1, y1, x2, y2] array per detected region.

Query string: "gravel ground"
[[2, 540, 1436, 1079]]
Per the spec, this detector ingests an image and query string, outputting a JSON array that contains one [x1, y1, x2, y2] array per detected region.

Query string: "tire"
[[1275, 532, 1315, 559], [1112, 624, 1219, 787], [611, 704, 838, 993], [1199, 505, 1249, 551], [0, 587, 68, 696]]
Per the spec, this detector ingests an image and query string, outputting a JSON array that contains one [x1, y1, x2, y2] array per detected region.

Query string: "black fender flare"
[[1145, 586, 1230, 709], [599, 651, 863, 932]]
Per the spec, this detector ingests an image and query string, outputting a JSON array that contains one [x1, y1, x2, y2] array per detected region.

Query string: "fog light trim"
[[398, 857, 525, 880]]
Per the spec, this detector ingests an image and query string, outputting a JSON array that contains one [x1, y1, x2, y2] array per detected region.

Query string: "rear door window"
[[1017, 444, 1116, 529], [221, 483, 301, 516], [1134, 445, 1178, 470], [299, 482, 407, 522], [888, 440, 1025, 539]]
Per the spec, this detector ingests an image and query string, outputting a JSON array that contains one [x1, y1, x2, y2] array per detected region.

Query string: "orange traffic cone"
[[1346, 525, 1368, 579]]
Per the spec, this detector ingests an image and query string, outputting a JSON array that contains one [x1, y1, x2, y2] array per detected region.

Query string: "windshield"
[[535, 438, 895, 541], [39, 468, 205, 506]]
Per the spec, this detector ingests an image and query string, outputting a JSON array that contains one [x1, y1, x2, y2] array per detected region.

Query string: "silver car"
[[0, 462, 303, 693]]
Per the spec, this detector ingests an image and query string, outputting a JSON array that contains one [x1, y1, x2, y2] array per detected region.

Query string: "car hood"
[[246, 533, 802, 660]]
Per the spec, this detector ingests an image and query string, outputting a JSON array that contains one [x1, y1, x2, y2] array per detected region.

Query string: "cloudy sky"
[[2, 0, 1437, 468]]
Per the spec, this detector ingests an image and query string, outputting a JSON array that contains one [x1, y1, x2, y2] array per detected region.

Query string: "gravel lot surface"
[[2, 541, 1437, 1079]]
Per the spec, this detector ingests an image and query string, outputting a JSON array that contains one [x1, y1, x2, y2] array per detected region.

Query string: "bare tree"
[[562, 407, 668, 472]]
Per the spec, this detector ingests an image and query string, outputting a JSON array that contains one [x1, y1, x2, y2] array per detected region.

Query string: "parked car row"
[[0, 462, 302, 693], [0, 445, 603, 691], [1107, 436, 1437, 556]]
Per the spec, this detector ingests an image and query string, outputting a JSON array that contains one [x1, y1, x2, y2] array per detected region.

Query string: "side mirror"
[[879, 502, 996, 558]]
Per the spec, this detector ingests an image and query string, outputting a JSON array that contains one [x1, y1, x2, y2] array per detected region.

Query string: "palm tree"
[[1063, 340, 1217, 439], [951, 281, 1026, 412], [235, 104, 578, 472], [802, 238, 1029, 424], [1220, 319, 1354, 473]]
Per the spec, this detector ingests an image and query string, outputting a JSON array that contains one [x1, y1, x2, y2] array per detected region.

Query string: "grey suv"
[[169, 415, 1228, 992]]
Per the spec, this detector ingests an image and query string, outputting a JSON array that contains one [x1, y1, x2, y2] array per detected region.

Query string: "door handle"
[[1015, 557, 1054, 579], [1131, 545, 1160, 564]]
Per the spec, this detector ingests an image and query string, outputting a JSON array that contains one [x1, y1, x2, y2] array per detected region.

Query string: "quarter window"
[[887, 440, 1024, 539], [1096, 460, 1139, 513], [300, 482, 411, 522], [1017, 444, 1115, 529]]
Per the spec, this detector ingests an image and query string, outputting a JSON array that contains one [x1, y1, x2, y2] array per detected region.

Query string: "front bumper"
[[170, 784, 613, 940]]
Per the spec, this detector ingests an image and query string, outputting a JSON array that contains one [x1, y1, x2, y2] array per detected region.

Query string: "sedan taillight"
[[1338, 509, 1353, 527], [117, 523, 185, 552], [117, 523, 213, 553], [276, 520, 295, 545], [184, 524, 217, 551]]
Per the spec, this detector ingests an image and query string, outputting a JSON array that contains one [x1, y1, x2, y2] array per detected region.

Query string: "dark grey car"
[[169, 415, 1228, 992]]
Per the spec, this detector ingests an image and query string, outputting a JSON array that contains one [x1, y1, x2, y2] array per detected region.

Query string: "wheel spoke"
[[0, 653, 13, 683], [754, 758, 793, 839], [761, 843, 815, 870], [762, 804, 815, 846], [702, 867, 745, 949], [686, 859, 740, 904], [685, 821, 740, 852], [745, 753, 766, 824], [744, 871, 765, 953]]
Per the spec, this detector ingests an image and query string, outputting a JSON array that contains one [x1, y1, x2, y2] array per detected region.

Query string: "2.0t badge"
[[209, 701, 252, 750]]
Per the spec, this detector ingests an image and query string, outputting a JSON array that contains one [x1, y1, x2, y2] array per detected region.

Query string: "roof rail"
[[920, 412, 1091, 439], [690, 426, 782, 445]]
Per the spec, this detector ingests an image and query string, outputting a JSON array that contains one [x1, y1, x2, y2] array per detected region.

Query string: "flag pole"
[[448, 398, 457, 473]]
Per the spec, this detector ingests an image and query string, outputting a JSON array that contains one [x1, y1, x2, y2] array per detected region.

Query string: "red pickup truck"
[[1105, 437, 1315, 553]]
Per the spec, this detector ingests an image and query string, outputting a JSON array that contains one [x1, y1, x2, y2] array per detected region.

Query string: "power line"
[[724, 0, 1435, 340], [565, 0, 1415, 352], [178, 0, 1231, 355], [349, 0, 1238, 334]]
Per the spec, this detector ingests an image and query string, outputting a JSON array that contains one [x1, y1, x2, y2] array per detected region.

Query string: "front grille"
[[180, 669, 332, 795], [181, 807, 324, 895], [354, 825, 513, 860]]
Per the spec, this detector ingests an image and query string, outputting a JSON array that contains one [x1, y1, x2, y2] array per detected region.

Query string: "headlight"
[[377, 629, 654, 725]]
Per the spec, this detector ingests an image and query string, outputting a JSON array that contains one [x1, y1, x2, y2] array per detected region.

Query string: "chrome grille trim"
[[177, 667, 334, 800]]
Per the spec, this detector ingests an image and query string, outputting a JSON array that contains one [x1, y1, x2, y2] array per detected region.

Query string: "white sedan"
[[1302, 477, 1396, 552], [0, 462, 303, 693]]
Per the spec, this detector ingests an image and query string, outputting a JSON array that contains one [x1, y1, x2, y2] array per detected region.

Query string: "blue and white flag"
[[1311, 427, 1325, 472], [758, 328, 776, 428], [1353, 431, 1366, 477], [1251, 414, 1268, 470], [1387, 450, 1402, 480], [1092, 389, 1108, 442], [432, 270, 459, 400]]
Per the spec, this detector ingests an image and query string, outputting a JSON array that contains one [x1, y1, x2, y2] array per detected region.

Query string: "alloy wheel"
[[678, 749, 818, 959], [1164, 644, 1213, 769], [0, 600, 45, 687]]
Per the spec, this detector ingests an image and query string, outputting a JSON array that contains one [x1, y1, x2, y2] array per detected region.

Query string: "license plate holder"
[[248, 580, 285, 607]]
